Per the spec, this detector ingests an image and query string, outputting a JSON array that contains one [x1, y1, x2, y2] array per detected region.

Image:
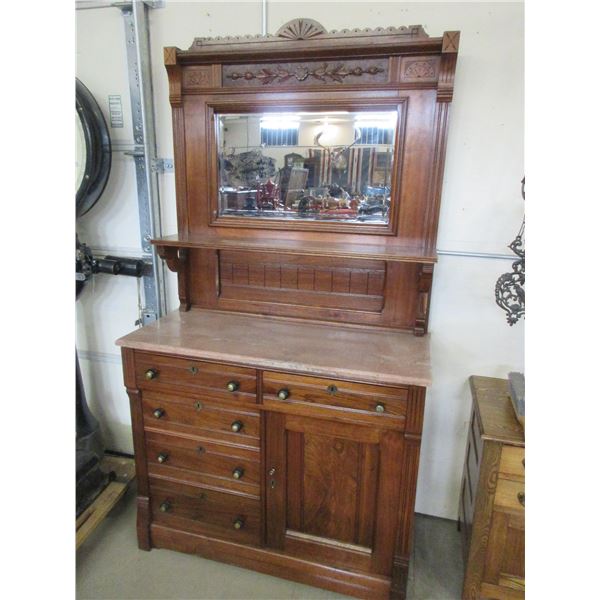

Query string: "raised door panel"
[[265, 412, 403, 575], [482, 508, 525, 598]]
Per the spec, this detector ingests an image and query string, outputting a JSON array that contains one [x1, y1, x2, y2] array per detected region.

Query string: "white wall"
[[76, 1, 524, 520]]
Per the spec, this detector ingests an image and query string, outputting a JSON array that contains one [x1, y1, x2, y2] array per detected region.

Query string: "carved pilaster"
[[406, 385, 426, 439], [136, 495, 152, 551], [391, 387, 426, 598], [125, 377, 152, 550], [390, 556, 410, 599], [414, 263, 434, 336], [126, 387, 148, 495], [156, 246, 191, 311]]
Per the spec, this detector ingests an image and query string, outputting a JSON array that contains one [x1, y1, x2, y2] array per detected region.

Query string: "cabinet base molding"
[[150, 523, 397, 600]]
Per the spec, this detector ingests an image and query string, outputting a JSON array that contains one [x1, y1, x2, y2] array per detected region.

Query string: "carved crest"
[[275, 18, 326, 40], [188, 19, 428, 49]]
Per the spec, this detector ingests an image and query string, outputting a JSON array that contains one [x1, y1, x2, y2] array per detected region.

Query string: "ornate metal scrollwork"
[[495, 178, 525, 325]]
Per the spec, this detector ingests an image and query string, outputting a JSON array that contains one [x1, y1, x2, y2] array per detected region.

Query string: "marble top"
[[116, 309, 431, 387]]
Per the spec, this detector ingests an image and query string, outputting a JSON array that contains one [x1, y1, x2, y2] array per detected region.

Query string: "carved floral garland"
[[227, 63, 384, 85]]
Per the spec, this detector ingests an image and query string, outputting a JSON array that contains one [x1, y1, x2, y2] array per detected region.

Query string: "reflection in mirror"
[[216, 110, 398, 224]]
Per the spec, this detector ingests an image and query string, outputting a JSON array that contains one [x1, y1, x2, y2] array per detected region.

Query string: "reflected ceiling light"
[[260, 114, 300, 129], [354, 112, 397, 128]]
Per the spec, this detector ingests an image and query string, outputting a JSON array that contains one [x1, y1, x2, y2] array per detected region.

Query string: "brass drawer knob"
[[233, 517, 245, 530], [232, 467, 244, 480], [231, 420, 244, 433], [226, 381, 240, 392], [145, 368, 158, 380], [153, 408, 165, 419], [327, 384, 338, 395], [517, 492, 525, 507], [277, 388, 290, 401], [375, 403, 386, 413], [157, 453, 169, 464], [159, 501, 171, 513]]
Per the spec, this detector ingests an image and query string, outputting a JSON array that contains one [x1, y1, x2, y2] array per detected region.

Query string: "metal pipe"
[[261, 0, 268, 36], [437, 249, 517, 261], [76, 1, 131, 10]]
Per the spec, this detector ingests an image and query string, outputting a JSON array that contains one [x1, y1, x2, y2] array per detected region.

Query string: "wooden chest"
[[460, 376, 525, 599], [118, 310, 431, 599]]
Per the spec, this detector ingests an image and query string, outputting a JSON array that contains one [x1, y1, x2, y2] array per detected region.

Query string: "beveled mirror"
[[215, 109, 399, 225]]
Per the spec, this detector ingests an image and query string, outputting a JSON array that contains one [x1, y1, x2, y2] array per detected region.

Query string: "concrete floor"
[[77, 486, 464, 599]]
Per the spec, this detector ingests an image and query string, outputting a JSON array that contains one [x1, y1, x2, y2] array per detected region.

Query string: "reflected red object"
[[256, 179, 280, 210]]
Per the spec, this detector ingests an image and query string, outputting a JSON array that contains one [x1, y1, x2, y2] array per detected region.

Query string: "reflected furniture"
[[460, 376, 525, 599], [118, 18, 459, 599]]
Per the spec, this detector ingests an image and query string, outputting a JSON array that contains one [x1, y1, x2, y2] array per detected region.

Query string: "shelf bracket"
[[414, 264, 434, 336], [156, 246, 191, 311]]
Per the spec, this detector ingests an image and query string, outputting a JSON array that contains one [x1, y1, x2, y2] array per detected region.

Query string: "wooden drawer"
[[150, 477, 260, 546], [143, 391, 261, 447], [494, 478, 525, 513], [262, 371, 408, 427], [145, 429, 261, 492], [135, 351, 257, 402], [499, 445, 525, 482]]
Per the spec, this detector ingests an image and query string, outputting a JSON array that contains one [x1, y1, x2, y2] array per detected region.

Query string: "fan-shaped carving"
[[276, 19, 326, 40]]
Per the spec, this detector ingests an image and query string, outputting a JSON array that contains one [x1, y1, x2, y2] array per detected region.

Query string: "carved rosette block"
[[442, 30, 460, 53], [182, 65, 221, 90]]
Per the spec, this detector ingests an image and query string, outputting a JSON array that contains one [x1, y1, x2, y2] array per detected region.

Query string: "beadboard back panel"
[[185, 248, 425, 330], [219, 251, 386, 313]]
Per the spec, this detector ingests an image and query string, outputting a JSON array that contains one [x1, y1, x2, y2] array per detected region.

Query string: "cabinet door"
[[265, 412, 404, 575], [480, 479, 525, 598]]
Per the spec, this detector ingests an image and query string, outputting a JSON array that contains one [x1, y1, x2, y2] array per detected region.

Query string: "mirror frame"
[[207, 98, 407, 236]]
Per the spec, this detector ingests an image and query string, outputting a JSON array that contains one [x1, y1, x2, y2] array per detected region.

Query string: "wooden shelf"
[[152, 232, 437, 264]]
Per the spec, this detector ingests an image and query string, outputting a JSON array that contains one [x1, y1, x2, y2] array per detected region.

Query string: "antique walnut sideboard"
[[117, 19, 459, 600]]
